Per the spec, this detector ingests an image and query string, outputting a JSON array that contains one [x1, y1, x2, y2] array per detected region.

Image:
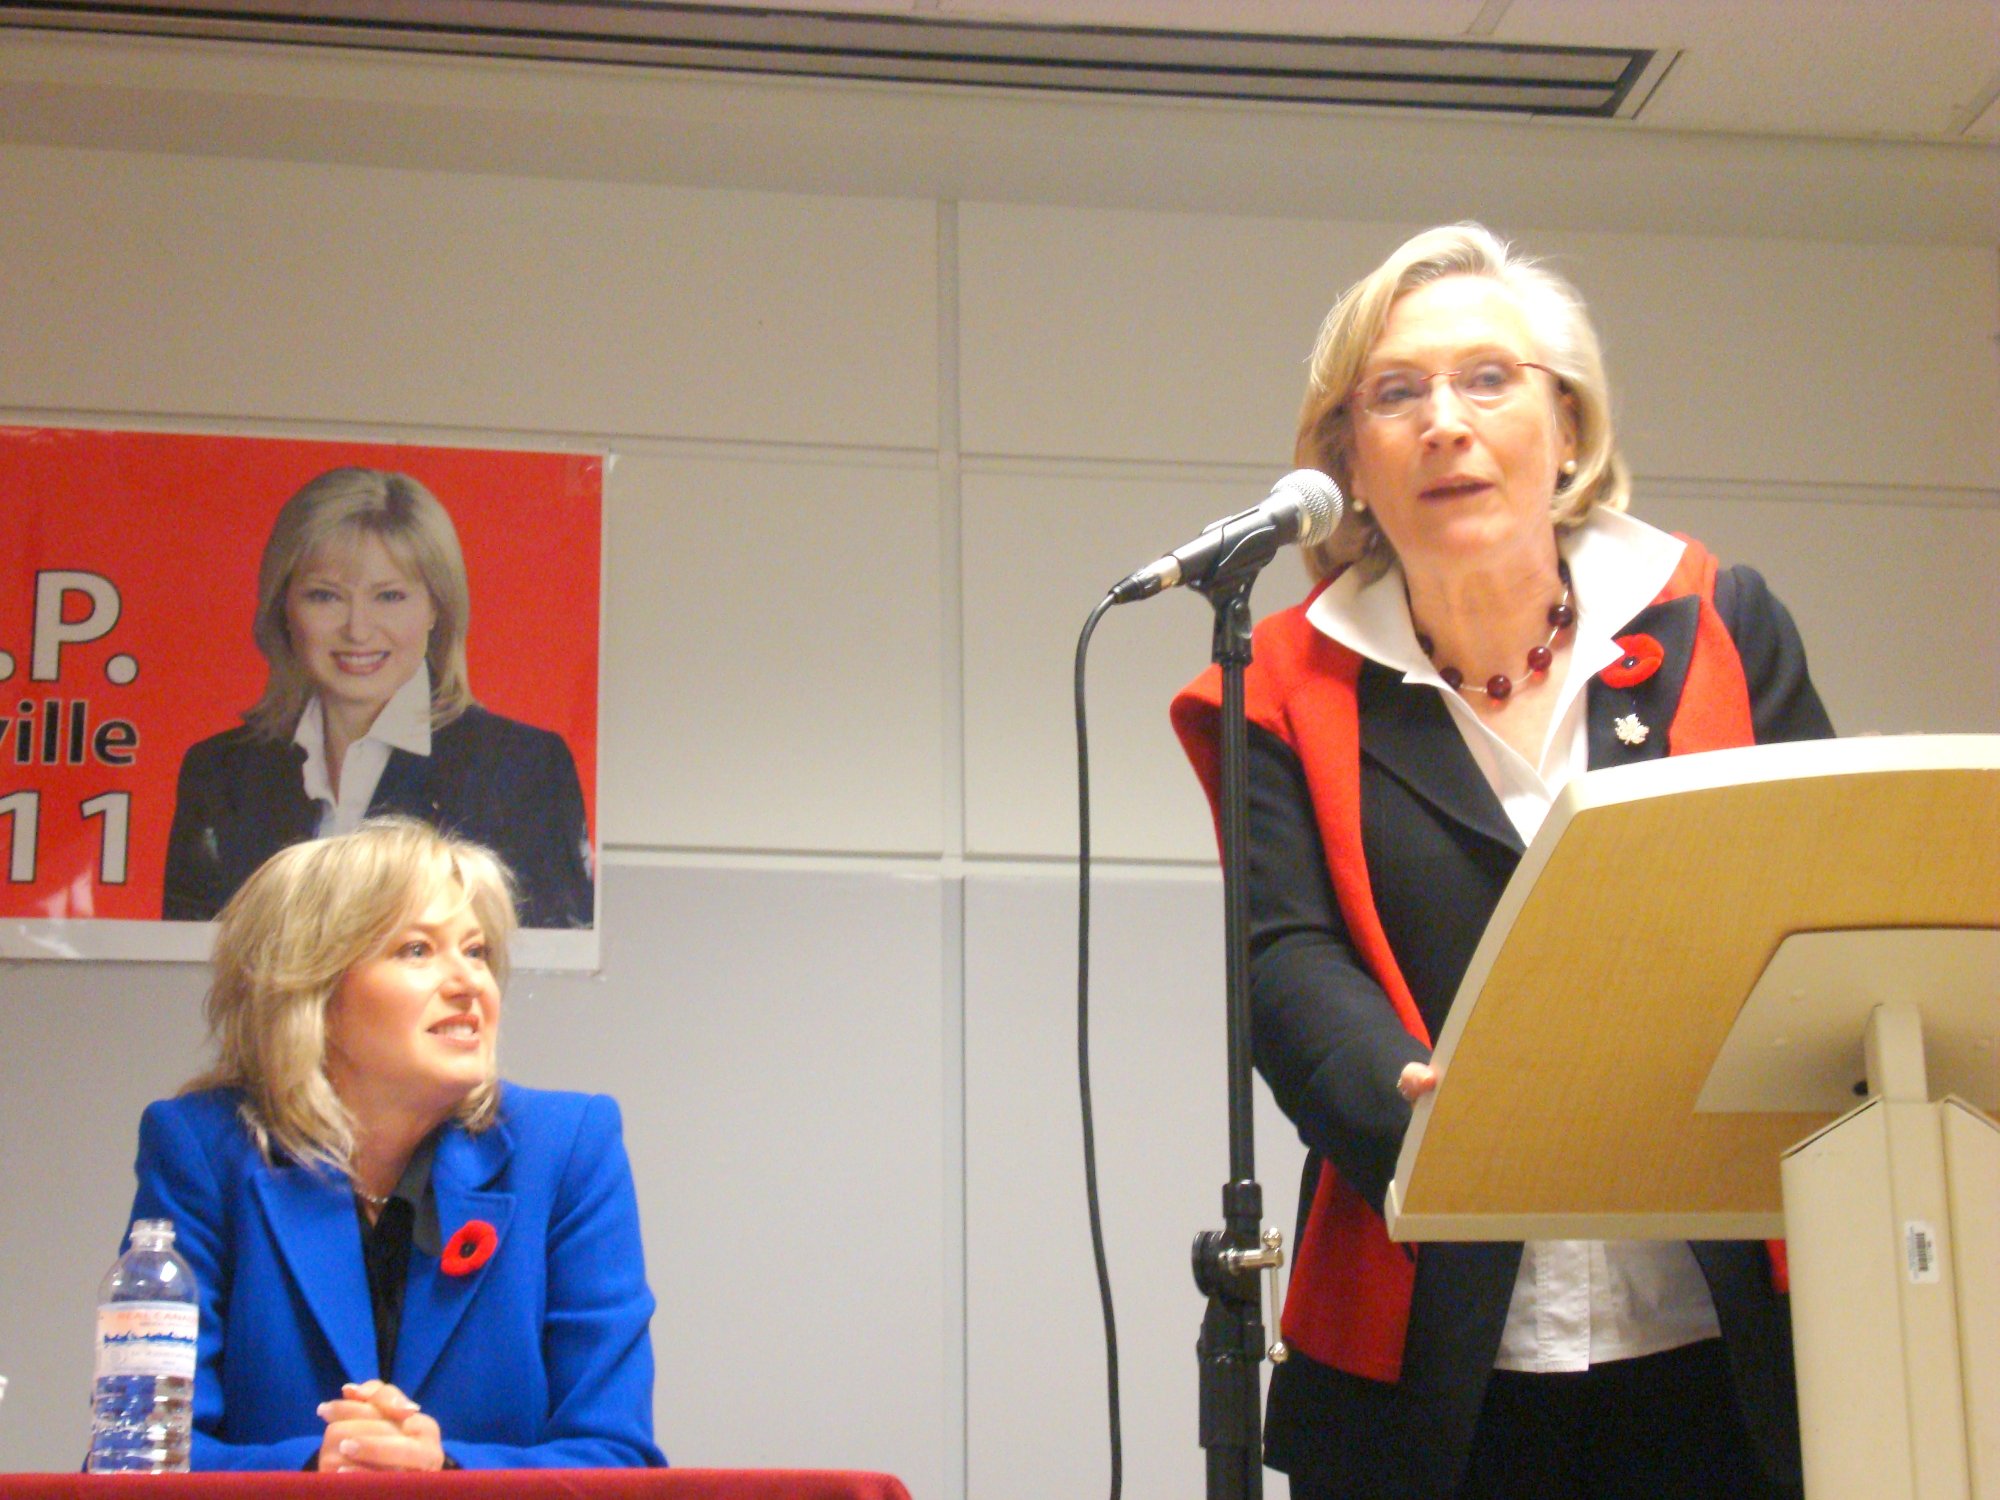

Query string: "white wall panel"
[[1545, 233, 2000, 491], [958, 202, 2000, 491], [1635, 491, 2000, 735], [0, 957, 210, 1475], [958, 203, 1399, 467], [506, 863, 950, 1492], [0, 145, 937, 450], [601, 451, 946, 853], [964, 868, 1306, 1500], [961, 465, 1313, 863]]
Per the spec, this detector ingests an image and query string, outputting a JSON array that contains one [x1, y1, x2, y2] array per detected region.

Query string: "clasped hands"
[[315, 1380, 446, 1473]]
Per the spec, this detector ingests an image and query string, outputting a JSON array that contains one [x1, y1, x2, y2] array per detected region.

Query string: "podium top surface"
[[1386, 735, 2000, 1242]]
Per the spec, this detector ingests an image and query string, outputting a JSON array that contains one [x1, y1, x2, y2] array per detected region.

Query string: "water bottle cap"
[[127, 1218, 176, 1249]]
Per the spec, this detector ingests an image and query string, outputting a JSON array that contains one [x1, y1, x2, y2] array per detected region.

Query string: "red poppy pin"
[[441, 1219, 499, 1276], [1600, 633, 1664, 690]]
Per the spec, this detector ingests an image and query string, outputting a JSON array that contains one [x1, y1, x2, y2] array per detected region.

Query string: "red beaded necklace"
[[1414, 563, 1575, 703]]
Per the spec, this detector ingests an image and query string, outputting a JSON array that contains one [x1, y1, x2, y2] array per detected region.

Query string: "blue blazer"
[[124, 1084, 665, 1470]]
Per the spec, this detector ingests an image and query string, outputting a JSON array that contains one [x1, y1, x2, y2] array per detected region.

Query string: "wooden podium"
[[1382, 735, 1999, 1500]]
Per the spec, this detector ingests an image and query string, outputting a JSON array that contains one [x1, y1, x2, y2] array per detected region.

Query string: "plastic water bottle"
[[87, 1219, 198, 1473]]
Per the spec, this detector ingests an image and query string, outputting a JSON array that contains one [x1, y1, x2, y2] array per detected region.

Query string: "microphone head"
[[1274, 468, 1344, 545]]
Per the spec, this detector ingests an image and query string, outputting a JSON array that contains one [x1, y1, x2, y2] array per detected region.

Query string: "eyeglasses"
[[1351, 359, 1560, 420]]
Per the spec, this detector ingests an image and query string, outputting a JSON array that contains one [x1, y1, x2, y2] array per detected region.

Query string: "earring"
[[1560, 459, 1578, 478], [1351, 497, 1369, 514]]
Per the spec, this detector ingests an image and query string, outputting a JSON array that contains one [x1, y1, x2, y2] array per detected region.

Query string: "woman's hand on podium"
[[1396, 1062, 1439, 1104], [315, 1380, 447, 1472]]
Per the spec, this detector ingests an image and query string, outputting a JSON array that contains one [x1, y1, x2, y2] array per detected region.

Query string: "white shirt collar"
[[293, 660, 434, 807], [365, 661, 435, 757], [1304, 508, 1686, 683]]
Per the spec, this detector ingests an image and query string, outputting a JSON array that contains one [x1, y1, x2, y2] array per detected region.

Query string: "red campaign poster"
[[0, 428, 602, 968]]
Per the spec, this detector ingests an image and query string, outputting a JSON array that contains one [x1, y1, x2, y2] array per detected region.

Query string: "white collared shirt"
[[294, 662, 434, 838], [1306, 509, 1724, 1371]]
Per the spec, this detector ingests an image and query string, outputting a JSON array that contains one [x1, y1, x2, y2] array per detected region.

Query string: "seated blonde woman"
[[120, 816, 662, 1470]]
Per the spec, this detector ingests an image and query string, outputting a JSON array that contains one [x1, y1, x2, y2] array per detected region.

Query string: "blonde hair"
[[185, 816, 517, 1176], [1294, 223, 1630, 582], [244, 468, 476, 739]]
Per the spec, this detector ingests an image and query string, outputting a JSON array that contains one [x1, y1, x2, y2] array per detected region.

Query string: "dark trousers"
[[1288, 1339, 1797, 1500]]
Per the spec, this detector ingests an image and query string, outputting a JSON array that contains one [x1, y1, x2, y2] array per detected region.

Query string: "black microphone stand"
[[1187, 574, 1284, 1500]]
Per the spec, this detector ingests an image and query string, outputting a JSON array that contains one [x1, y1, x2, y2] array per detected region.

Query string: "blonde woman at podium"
[[1174, 224, 1831, 1500]]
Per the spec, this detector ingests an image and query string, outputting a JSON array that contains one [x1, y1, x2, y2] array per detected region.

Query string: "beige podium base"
[[1783, 1093, 1998, 1500]]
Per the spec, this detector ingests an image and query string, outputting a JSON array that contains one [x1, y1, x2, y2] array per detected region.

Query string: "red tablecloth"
[[0, 1473, 910, 1500]]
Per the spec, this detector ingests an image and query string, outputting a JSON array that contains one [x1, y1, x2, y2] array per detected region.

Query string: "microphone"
[[1109, 469, 1344, 604]]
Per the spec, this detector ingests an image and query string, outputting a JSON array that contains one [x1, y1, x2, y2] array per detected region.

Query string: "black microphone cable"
[[1073, 589, 1122, 1500]]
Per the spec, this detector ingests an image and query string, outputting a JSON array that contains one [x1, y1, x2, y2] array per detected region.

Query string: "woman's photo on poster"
[[163, 467, 595, 929]]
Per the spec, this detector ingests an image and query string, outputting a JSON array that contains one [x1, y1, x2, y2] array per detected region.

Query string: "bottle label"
[[95, 1302, 197, 1379]]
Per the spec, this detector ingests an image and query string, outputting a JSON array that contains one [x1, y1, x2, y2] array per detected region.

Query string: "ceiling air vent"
[[0, 2, 1673, 117]]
